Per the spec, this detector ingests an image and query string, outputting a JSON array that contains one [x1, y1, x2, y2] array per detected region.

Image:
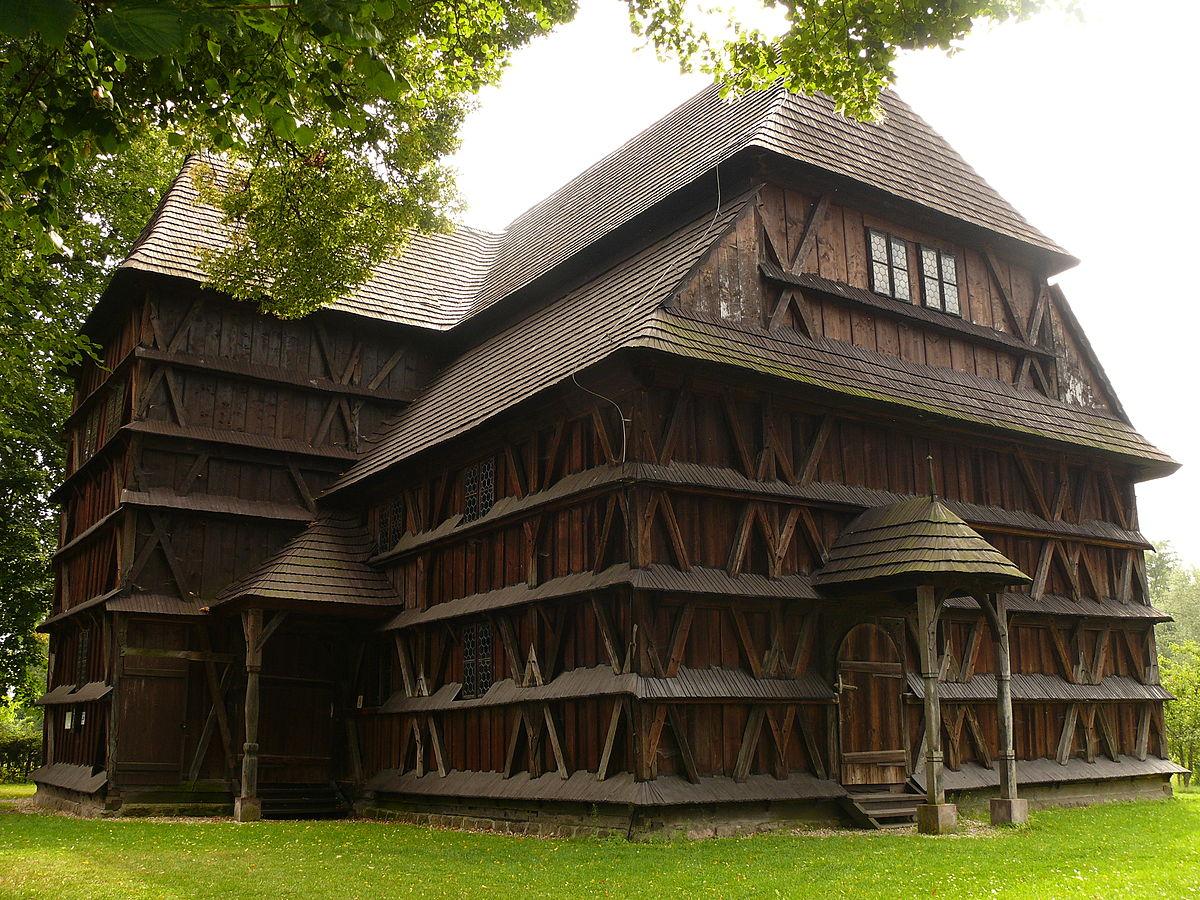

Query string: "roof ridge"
[[331, 195, 753, 492]]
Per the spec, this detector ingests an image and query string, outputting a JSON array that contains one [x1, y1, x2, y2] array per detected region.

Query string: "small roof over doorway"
[[214, 513, 401, 614], [813, 496, 1031, 594]]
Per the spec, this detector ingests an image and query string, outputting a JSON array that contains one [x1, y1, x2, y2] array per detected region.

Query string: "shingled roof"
[[216, 513, 400, 610], [330, 196, 753, 490], [633, 309, 1177, 469], [812, 496, 1032, 593], [329, 199, 1172, 493], [115, 82, 1068, 335], [121, 157, 501, 330]]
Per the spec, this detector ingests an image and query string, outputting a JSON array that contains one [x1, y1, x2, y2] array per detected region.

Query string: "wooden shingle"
[[216, 513, 400, 610], [813, 496, 1031, 592]]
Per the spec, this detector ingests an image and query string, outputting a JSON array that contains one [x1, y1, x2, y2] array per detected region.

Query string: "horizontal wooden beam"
[[122, 647, 237, 663], [137, 347, 417, 404]]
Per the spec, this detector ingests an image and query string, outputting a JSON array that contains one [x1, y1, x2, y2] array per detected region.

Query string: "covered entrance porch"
[[210, 514, 402, 821], [816, 488, 1034, 833]]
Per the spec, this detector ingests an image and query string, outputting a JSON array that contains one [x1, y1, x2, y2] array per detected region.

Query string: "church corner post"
[[916, 585, 957, 835], [981, 592, 1029, 826], [235, 608, 263, 823]]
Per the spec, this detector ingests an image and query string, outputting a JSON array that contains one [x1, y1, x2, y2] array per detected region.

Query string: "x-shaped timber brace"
[[385, 593, 836, 787], [754, 189, 1058, 396]]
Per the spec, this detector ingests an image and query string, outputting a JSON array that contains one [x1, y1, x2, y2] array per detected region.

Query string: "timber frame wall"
[[37, 162, 1176, 824], [40, 274, 437, 805], [354, 355, 1166, 807], [346, 178, 1172, 819]]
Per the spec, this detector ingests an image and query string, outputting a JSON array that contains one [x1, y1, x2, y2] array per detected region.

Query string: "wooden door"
[[837, 623, 906, 785], [257, 627, 337, 785], [258, 675, 336, 783], [117, 655, 190, 785]]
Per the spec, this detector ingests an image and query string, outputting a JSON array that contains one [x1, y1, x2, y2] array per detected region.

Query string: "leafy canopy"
[[0, 130, 184, 697], [1, 0, 1057, 320]]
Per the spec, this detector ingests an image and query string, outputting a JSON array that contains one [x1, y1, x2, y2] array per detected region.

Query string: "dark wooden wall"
[[44, 276, 438, 793], [354, 353, 1163, 794], [673, 183, 1116, 413]]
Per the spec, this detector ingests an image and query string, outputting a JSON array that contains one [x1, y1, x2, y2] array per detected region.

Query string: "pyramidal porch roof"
[[813, 496, 1032, 594], [215, 513, 400, 613]]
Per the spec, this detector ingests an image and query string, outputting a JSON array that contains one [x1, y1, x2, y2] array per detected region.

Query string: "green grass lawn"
[[1, 788, 1198, 899]]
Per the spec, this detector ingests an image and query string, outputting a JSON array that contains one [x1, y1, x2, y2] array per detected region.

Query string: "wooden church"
[[35, 82, 1185, 835]]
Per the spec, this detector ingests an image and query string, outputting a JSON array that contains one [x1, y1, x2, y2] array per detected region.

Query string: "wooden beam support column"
[[916, 586, 957, 834], [235, 608, 263, 822], [981, 592, 1027, 826]]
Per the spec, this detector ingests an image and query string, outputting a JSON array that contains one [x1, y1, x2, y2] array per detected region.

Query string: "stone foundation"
[[952, 774, 1174, 815], [359, 794, 846, 840], [32, 783, 107, 817], [34, 783, 235, 819], [33, 773, 1180, 836]]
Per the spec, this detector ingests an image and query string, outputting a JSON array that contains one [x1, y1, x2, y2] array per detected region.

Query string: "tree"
[[1148, 542, 1200, 645], [0, 131, 183, 697], [1160, 642, 1200, 786], [1, 1, 1052, 322]]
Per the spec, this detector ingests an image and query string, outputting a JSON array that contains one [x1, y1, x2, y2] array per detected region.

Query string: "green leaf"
[[293, 125, 318, 148], [0, 0, 78, 45], [94, 5, 185, 59]]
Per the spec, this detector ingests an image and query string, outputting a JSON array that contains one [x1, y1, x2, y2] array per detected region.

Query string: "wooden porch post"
[[916, 585, 957, 834], [235, 608, 263, 822], [982, 592, 1028, 825]]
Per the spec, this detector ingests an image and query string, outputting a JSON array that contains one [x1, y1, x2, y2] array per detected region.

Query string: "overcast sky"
[[448, 0, 1200, 563]]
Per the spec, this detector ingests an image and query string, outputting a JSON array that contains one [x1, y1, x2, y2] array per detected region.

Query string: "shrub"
[[0, 699, 41, 783]]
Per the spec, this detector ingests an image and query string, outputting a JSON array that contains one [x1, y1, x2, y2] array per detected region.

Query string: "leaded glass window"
[[462, 457, 496, 524], [103, 378, 126, 440], [75, 627, 91, 688], [867, 228, 911, 301], [373, 497, 406, 555], [461, 621, 493, 699], [920, 245, 961, 316]]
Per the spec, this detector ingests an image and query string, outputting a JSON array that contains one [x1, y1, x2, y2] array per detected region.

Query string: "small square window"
[[867, 228, 912, 302], [919, 245, 962, 316]]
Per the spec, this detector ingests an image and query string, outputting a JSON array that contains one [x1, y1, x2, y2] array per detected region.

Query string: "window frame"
[[866, 228, 912, 303], [460, 620, 493, 700], [918, 244, 962, 316], [462, 457, 496, 524], [373, 496, 406, 556], [75, 627, 91, 688]]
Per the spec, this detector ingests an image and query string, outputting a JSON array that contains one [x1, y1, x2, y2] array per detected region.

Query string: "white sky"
[[448, 0, 1200, 562]]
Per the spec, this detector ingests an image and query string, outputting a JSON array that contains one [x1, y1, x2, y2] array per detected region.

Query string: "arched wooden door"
[[837, 623, 907, 786]]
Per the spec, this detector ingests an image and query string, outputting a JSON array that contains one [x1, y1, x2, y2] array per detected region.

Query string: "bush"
[[0, 699, 41, 783]]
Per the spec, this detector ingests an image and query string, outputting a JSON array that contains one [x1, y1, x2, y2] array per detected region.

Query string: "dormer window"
[[920, 246, 961, 316], [867, 229, 911, 302], [462, 457, 495, 524]]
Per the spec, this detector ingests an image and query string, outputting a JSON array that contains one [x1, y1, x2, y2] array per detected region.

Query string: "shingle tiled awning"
[[813, 496, 1032, 593], [216, 513, 400, 612]]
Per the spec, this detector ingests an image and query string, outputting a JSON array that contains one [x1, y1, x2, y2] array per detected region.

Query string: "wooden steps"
[[258, 783, 349, 820], [839, 786, 926, 830]]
